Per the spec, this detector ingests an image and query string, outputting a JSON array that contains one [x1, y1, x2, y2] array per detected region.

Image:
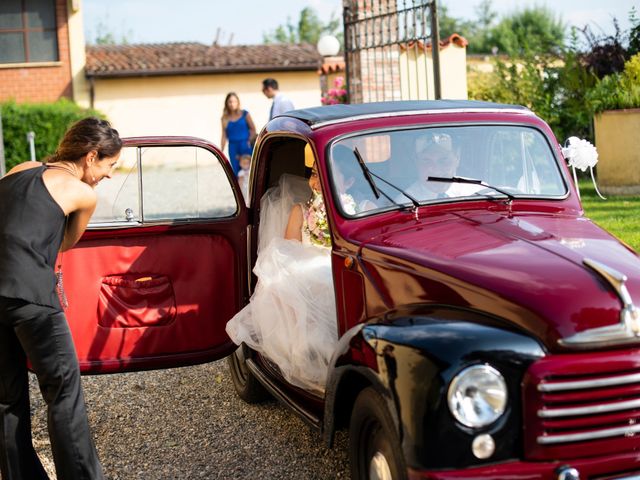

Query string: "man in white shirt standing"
[[262, 78, 295, 120]]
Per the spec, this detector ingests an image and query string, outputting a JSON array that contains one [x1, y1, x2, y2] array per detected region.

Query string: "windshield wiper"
[[353, 147, 382, 199], [353, 147, 420, 211], [427, 176, 516, 203]]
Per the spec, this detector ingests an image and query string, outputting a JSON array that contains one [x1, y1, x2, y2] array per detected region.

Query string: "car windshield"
[[328, 125, 568, 216]]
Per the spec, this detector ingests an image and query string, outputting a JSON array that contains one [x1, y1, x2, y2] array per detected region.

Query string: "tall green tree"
[[263, 7, 342, 45], [463, 0, 498, 54], [487, 6, 566, 54], [441, 1, 565, 55]]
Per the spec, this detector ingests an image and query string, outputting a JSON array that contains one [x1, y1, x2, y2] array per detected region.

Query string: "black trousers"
[[0, 297, 103, 480]]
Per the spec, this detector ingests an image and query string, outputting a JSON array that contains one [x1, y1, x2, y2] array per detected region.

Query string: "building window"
[[0, 0, 59, 64]]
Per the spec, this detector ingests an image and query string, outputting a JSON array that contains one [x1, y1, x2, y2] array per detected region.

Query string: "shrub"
[[587, 54, 640, 112], [467, 51, 594, 142], [1, 99, 104, 171], [467, 10, 640, 144], [580, 22, 628, 78], [467, 69, 501, 102]]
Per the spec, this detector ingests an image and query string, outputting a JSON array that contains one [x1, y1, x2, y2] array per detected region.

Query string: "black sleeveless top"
[[0, 165, 66, 309]]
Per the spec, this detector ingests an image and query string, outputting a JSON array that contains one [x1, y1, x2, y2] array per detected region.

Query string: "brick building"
[[0, 0, 88, 104]]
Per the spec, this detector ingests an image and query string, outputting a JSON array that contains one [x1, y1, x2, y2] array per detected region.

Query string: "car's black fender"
[[323, 305, 546, 471]]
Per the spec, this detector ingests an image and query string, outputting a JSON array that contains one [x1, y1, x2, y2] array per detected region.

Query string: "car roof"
[[279, 100, 532, 129]]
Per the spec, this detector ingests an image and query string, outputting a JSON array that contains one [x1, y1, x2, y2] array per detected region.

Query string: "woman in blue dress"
[[220, 92, 256, 175]]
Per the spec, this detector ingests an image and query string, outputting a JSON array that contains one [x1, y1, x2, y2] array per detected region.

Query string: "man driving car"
[[402, 139, 480, 201]]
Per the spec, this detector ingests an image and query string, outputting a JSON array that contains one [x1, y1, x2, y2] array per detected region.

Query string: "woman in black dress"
[[0, 117, 122, 480]]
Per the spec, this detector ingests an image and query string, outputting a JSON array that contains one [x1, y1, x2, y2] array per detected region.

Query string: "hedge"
[[1, 99, 105, 171]]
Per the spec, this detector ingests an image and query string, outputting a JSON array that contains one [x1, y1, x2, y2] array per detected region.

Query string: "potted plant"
[[589, 42, 640, 193]]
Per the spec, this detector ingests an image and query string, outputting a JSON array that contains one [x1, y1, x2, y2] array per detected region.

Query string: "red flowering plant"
[[321, 76, 348, 105]]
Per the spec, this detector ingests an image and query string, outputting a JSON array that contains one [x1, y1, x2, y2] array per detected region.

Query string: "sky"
[[83, 0, 637, 46]]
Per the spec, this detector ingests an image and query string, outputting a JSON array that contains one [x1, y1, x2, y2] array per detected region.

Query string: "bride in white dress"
[[225, 165, 338, 394]]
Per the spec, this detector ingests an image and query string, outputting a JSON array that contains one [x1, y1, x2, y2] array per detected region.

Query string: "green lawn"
[[578, 180, 640, 252]]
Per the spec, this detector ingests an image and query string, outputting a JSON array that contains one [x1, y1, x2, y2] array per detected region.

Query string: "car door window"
[[91, 145, 237, 226]]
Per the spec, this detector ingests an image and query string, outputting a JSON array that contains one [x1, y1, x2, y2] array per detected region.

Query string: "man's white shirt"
[[399, 180, 482, 202], [270, 92, 295, 119]]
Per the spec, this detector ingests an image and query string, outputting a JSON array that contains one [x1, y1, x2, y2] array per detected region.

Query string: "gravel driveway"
[[30, 360, 350, 479]]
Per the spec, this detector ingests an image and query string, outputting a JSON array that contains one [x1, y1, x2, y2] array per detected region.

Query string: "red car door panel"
[[62, 137, 247, 373], [64, 231, 241, 373]]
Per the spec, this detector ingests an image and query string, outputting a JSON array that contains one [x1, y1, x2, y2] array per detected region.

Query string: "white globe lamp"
[[317, 35, 340, 57]]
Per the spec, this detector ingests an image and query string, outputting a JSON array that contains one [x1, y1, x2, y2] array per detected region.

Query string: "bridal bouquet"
[[305, 192, 332, 247]]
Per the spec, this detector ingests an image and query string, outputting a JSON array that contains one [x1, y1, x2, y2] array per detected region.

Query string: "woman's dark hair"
[[223, 92, 240, 117], [47, 117, 122, 163]]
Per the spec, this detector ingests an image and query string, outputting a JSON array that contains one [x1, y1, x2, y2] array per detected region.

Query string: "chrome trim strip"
[[584, 258, 634, 306], [88, 216, 237, 230], [603, 474, 640, 480], [538, 372, 640, 392], [560, 258, 640, 348], [558, 321, 640, 348], [537, 423, 640, 444], [309, 108, 533, 130], [88, 222, 143, 230], [538, 397, 640, 418], [137, 146, 144, 222]]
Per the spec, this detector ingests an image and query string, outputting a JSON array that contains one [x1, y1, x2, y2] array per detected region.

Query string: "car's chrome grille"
[[523, 350, 640, 460]]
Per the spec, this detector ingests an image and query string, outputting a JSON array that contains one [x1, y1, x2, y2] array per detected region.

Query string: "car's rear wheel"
[[349, 387, 407, 480], [227, 344, 270, 403]]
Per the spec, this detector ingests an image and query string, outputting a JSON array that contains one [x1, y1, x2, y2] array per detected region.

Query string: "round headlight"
[[447, 364, 507, 428]]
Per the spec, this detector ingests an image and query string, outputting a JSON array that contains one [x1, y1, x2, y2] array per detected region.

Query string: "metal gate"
[[343, 0, 441, 104]]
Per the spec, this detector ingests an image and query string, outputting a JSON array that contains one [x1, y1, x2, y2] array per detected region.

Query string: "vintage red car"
[[64, 100, 640, 480]]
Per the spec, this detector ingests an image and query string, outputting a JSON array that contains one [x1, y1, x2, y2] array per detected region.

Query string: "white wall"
[[399, 44, 468, 100], [93, 70, 322, 159]]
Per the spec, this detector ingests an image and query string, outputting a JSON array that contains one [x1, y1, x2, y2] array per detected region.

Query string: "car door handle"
[[125, 208, 134, 222]]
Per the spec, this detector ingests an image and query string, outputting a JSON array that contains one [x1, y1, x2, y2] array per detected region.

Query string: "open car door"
[[62, 137, 248, 373]]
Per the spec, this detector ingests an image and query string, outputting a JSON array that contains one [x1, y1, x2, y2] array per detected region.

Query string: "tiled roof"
[[319, 55, 345, 75], [399, 33, 469, 52], [85, 42, 323, 78]]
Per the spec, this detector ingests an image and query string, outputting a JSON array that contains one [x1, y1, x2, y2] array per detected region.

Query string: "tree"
[[90, 18, 131, 45], [629, 7, 640, 56], [437, 4, 470, 40], [487, 6, 566, 55], [457, 0, 499, 54], [470, 0, 498, 51], [263, 7, 342, 45], [441, 1, 565, 55], [579, 8, 640, 79]]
